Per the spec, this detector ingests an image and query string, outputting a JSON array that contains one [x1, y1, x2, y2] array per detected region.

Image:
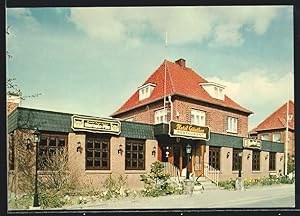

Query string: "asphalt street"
[[64, 183, 295, 209]]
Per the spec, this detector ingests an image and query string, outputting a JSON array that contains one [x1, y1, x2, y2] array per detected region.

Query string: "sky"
[[6, 6, 294, 131]]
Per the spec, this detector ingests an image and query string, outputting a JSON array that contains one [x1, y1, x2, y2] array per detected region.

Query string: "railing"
[[161, 162, 220, 187], [203, 162, 220, 187], [162, 162, 180, 177]]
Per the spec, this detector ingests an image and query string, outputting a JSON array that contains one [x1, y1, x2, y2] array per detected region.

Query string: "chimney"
[[175, 58, 186, 68]]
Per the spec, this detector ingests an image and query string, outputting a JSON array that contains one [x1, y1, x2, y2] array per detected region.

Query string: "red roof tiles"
[[253, 100, 294, 132], [112, 59, 252, 116]]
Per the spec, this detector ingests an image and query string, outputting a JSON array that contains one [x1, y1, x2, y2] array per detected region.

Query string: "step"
[[194, 184, 219, 191]]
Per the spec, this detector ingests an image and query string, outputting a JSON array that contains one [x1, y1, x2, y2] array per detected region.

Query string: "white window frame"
[[125, 117, 134, 122], [272, 133, 281, 142], [138, 83, 156, 101], [154, 109, 167, 124], [261, 134, 270, 141], [191, 109, 206, 126], [227, 117, 238, 133]]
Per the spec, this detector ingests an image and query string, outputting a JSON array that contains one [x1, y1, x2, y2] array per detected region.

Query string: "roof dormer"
[[138, 83, 156, 101], [200, 82, 225, 100]]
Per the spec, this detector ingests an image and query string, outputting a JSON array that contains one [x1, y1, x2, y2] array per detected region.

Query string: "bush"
[[287, 156, 295, 174], [242, 175, 294, 189], [8, 194, 32, 209], [101, 175, 129, 200], [218, 179, 235, 190], [39, 190, 67, 208], [140, 161, 183, 197]]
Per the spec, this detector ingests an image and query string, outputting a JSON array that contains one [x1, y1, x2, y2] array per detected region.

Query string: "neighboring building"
[[249, 100, 295, 157], [7, 93, 21, 114], [7, 58, 285, 195]]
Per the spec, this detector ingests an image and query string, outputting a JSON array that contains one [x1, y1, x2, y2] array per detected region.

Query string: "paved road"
[[64, 184, 295, 209]]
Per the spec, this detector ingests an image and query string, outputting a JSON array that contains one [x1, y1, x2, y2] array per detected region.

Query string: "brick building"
[[111, 58, 284, 180], [249, 100, 295, 157], [7, 58, 285, 195], [8, 107, 158, 194]]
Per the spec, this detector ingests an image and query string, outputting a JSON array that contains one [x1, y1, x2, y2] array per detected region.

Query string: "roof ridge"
[[142, 60, 166, 86]]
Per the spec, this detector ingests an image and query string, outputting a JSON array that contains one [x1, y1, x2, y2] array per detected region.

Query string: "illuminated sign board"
[[243, 138, 262, 149], [71, 115, 121, 135], [169, 121, 210, 141]]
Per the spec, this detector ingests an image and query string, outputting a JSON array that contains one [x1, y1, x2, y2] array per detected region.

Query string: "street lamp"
[[186, 144, 192, 180], [33, 128, 41, 207], [235, 151, 244, 191], [238, 151, 243, 178]]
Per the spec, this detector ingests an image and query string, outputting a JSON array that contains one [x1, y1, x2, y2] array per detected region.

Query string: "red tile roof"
[[253, 100, 294, 132], [112, 59, 252, 116]]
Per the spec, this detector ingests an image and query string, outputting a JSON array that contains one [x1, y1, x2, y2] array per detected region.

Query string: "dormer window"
[[138, 83, 156, 101], [200, 82, 225, 100]]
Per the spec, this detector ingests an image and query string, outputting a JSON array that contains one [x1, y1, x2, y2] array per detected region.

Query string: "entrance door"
[[194, 144, 205, 177], [173, 145, 180, 170]]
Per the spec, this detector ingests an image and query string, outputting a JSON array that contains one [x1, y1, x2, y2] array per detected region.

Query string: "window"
[[125, 139, 145, 170], [252, 150, 260, 171], [86, 136, 110, 170], [227, 117, 238, 133], [209, 147, 220, 170], [154, 109, 167, 124], [200, 82, 225, 100], [38, 134, 68, 170], [138, 83, 156, 101], [125, 117, 134, 122], [214, 86, 218, 96], [261, 134, 270, 141], [272, 133, 281, 142], [191, 109, 206, 126], [269, 152, 276, 171], [232, 149, 242, 171]]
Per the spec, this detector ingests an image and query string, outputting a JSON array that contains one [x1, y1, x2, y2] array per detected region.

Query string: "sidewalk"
[[60, 184, 295, 210]]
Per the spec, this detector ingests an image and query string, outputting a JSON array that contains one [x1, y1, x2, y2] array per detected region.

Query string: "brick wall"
[[204, 145, 284, 181], [68, 133, 158, 190], [173, 98, 249, 137], [113, 100, 167, 124], [114, 97, 249, 137], [257, 129, 295, 156]]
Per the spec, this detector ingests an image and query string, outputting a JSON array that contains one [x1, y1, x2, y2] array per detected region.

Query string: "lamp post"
[[33, 129, 41, 207], [238, 151, 243, 178], [186, 144, 192, 180], [235, 151, 244, 191]]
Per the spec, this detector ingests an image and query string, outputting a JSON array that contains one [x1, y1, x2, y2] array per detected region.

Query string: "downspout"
[[168, 95, 173, 122]]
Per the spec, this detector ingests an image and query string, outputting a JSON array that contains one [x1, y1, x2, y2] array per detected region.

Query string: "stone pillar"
[[184, 179, 194, 196], [235, 177, 244, 191]]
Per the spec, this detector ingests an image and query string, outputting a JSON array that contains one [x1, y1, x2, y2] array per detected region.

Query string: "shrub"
[[235, 175, 294, 190], [140, 161, 183, 197], [218, 179, 235, 190], [39, 190, 67, 208], [287, 156, 295, 174], [101, 175, 129, 200], [8, 194, 32, 209]]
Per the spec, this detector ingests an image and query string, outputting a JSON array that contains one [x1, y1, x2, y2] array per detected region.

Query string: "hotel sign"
[[71, 115, 121, 135], [169, 121, 210, 141], [243, 138, 261, 149]]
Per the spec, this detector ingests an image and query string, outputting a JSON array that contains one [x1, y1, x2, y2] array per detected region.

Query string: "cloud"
[[68, 6, 282, 47], [207, 69, 294, 109], [7, 8, 40, 31]]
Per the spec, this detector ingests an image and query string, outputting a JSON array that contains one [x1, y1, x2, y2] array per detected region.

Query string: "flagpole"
[[284, 99, 289, 175], [163, 32, 167, 122]]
